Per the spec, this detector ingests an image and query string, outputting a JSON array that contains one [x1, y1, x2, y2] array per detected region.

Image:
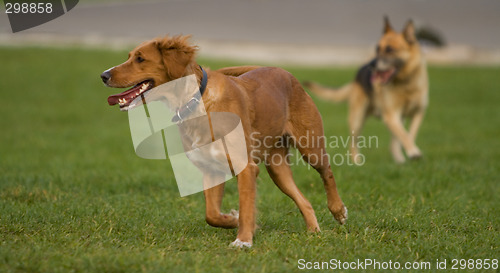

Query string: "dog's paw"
[[393, 155, 406, 164], [407, 147, 423, 160], [230, 238, 252, 248], [409, 154, 423, 160], [332, 205, 348, 225], [229, 209, 239, 220]]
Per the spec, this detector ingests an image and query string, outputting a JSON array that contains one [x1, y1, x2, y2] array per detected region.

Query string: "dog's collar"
[[171, 66, 208, 123]]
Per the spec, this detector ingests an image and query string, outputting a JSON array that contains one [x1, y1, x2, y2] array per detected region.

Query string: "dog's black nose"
[[101, 70, 111, 84]]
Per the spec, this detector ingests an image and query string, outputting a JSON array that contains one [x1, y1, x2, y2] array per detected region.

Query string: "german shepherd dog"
[[305, 17, 428, 164]]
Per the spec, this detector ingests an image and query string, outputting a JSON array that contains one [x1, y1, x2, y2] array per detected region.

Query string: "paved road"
[[1, 0, 499, 64]]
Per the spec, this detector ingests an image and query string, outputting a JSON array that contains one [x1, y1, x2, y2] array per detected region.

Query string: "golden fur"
[[101, 35, 347, 247]]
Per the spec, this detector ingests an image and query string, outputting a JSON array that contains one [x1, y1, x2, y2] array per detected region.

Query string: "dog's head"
[[371, 17, 420, 84], [101, 35, 200, 110]]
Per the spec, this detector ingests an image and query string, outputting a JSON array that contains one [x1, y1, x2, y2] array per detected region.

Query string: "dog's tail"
[[303, 81, 352, 103], [217, 66, 261, 77]]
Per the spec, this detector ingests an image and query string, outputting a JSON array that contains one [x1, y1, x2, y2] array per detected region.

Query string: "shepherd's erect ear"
[[403, 19, 417, 43], [383, 16, 394, 34]]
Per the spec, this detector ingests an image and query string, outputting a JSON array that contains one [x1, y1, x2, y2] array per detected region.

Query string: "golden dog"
[[305, 17, 428, 164], [101, 35, 347, 247]]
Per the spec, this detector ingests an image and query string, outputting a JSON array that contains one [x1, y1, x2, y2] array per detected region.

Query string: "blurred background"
[[1, 2, 499, 272], [1, 0, 500, 66]]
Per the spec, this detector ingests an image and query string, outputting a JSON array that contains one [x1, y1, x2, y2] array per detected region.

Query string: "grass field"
[[0, 47, 499, 273]]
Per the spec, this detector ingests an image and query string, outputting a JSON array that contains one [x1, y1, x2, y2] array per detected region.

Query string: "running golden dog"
[[100, 35, 347, 247], [305, 17, 428, 164]]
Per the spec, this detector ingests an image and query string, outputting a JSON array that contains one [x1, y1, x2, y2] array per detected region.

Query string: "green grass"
[[0, 46, 499, 273]]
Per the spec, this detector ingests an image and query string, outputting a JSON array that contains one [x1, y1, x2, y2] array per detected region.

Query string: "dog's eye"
[[136, 56, 145, 63], [385, 46, 394, 53]]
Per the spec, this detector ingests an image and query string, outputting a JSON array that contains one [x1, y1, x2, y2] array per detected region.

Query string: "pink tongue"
[[107, 84, 142, 106], [371, 70, 394, 84]]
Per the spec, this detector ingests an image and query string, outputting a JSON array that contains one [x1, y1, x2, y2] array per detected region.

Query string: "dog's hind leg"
[[288, 80, 347, 225], [203, 173, 239, 229], [295, 136, 347, 225], [265, 146, 320, 232], [288, 122, 346, 224]]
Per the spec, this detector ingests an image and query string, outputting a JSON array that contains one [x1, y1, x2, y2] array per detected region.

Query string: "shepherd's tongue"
[[372, 70, 392, 84], [381, 71, 393, 83], [107, 84, 142, 106]]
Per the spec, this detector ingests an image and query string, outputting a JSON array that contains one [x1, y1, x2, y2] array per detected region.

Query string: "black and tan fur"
[[305, 17, 428, 164]]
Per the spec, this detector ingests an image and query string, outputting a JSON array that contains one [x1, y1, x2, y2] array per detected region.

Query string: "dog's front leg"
[[383, 112, 422, 159], [390, 135, 406, 163], [231, 162, 259, 248], [407, 109, 425, 159], [204, 173, 239, 229]]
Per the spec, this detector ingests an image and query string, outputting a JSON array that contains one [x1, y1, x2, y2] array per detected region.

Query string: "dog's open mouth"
[[107, 80, 155, 110], [371, 68, 396, 84]]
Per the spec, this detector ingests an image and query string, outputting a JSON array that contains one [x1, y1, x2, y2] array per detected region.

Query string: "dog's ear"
[[156, 35, 197, 80], [383, 16, 394, 34], [403, 19, 417, 44]]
